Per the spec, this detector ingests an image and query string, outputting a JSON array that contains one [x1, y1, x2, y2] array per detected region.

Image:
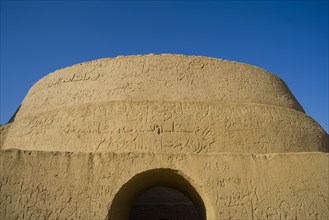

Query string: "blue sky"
[[1, 1, 328, 132]]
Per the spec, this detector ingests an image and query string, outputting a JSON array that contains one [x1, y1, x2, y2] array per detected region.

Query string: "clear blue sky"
[[1, 1, 328, 132]]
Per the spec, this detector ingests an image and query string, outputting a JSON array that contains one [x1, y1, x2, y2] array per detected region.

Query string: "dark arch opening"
[[107, 169, 206, 220], [130, 186, 199, 220]]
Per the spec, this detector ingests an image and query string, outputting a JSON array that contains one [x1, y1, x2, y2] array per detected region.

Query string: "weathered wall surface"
[[1, 150, 328, 220], [13, 54, 305, 120], [1, 54, 328, 153], [1, 54, 328, 220], [1, 101, 327, 153]]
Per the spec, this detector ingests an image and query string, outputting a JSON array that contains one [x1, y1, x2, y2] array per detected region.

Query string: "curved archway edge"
[[108, 168, 212, 220]]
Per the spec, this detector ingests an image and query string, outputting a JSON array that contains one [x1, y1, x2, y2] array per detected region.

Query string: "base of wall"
[[1, 150, 328, 220]]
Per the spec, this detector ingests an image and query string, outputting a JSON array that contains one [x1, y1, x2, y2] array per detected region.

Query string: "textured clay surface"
[[0, 54, 328, 220], [0, 54, 328, 153], [0, 150, 328, 220], [1, 101, 327, 153]]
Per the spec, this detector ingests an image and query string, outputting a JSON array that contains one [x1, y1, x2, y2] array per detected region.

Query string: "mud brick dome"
[[1, 54, 328, 220], [1, 54, 327, 153]]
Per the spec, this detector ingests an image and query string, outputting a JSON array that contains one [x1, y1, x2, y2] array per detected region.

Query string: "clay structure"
[[0, 54, 328, 220]]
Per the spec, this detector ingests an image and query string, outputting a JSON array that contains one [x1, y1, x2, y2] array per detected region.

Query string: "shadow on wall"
[[130, 186, 199, 220], [7, 104, 21, 124], [107, 168, 207, 220]]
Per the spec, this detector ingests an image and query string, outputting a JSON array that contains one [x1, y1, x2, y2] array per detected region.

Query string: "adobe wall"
[[1, 150, 328, 220], [1, 54, 328, 220], [3, 55, 328, 154], [1, 101, 327, 154]]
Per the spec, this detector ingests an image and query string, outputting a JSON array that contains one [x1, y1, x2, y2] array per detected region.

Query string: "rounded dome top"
[[1, 54, 328, 153], [15, 54, 304, 119]]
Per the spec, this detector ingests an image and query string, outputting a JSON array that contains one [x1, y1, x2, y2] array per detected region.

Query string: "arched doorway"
[[130, 186, 199, 220], [108, 169, 207, 220]]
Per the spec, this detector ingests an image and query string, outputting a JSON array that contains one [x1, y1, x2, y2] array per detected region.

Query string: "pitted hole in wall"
[[107, 168, 206, 220], [130, 186, 199, 220]]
